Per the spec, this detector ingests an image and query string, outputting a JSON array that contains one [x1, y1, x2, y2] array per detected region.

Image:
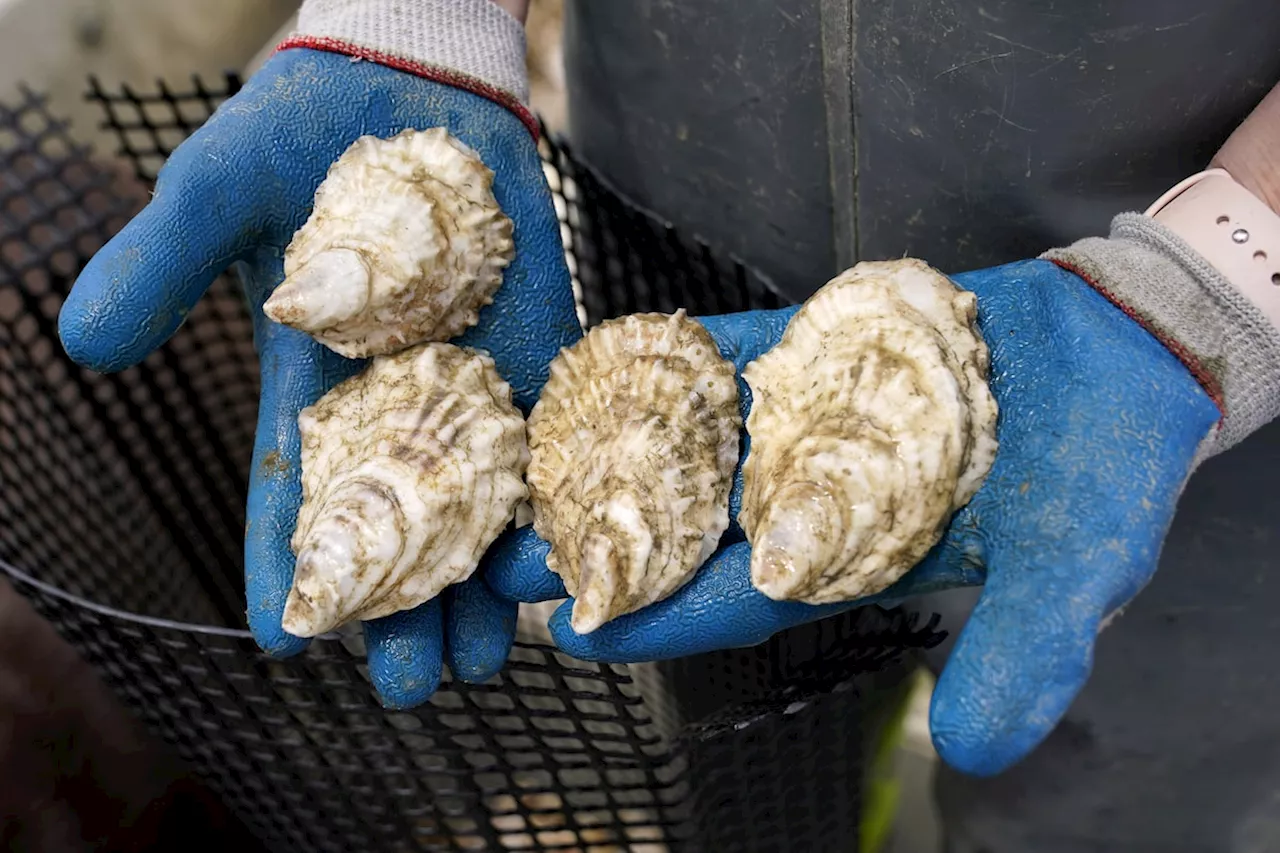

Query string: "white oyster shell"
[[740, 258, 998, 604], [527, 311, 741, 634], [282, 343, 529, 637], [264, 128, 515, 359]]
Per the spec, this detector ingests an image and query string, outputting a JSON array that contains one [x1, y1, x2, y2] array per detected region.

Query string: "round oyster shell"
[[264, 128, 515, 359], [282, 343, 529, 638], [740, 258, 998, 604], [527, 310, 740, 634]]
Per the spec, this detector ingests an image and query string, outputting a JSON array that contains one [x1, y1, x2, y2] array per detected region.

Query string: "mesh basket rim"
[[1, 555, 570, 653], [3, 553, 261, 639]]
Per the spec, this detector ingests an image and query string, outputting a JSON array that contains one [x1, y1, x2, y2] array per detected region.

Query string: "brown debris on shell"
[[526, 311, 741, 633], [281, 343, 529, 637], [740, 259, 999, 604], [264, 128, 514, 359]]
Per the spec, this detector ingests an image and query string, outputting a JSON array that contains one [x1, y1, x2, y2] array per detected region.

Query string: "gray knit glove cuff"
[[1044, 213, 1280, 461], [279, 0, 534, 134]]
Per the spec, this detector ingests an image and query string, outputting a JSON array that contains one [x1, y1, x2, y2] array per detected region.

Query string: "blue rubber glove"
[[487, 258, 1219, 775], [57, 48, 582, 708]]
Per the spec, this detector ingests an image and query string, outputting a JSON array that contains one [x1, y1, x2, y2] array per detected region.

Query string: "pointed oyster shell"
[[740, 259, 998, 604], [264, 128, 515, 359], [527, 311, 741, 634], [281, 343, 529, 637]]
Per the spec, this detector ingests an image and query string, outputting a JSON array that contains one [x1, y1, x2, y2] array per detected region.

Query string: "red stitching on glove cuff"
[[275, 36, 540, 141], [1049, 256, 1227, 420]]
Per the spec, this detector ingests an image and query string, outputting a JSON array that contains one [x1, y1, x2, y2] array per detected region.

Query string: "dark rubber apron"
[[562, 2, 1280, 849]]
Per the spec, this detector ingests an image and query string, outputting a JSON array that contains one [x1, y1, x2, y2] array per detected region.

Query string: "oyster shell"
[[281, 343, 529, 637], [264, 128, 515, 359], [740, 258, 998, 604], [527, 311, 740, 634]]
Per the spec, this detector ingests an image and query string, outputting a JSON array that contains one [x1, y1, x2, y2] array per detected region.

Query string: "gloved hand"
[[487, 257, 1221, 775], [57, 2, 582, 709]]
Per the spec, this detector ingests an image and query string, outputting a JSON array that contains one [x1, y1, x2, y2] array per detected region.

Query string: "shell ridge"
[[527, 312, 741, 632], [265, 128, 515, 358], [282, 342, 528, 637], [740, 259, 998, 604]]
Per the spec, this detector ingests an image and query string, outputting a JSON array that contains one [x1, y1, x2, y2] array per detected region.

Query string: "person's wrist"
[[489, 0, 530, 24], [1212, 82, 1280, 216], [279, 0, 537, 136]]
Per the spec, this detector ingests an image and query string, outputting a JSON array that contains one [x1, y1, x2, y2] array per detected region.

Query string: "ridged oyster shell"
[[264, 128, 515, 359], [740, 259, 998, 604], [282, 343, 529, 637], [527, 311, 741, 634]]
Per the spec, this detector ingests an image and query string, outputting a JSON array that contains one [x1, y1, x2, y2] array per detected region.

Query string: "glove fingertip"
[[59, 161, 260, 372], [547, 599, 596, 658], [483, 527, 568, 602], [244, 562, 310, 657], [545, 541, 805, 663], [364, 601, 444, 710], [929, 677, 1086, 777], [929, 617, 1096, 777], [375, 671, 442, 711], [250, 617, 312, 659], [449, 653, 509, 685], [56, 294, 118, 374], [446, 578, 517, 684], [57, 245, 158, 373], [547, 598, 678, 664]]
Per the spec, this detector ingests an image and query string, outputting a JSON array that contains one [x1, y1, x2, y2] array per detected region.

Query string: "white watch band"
[[1145, 168, 1280, 329]]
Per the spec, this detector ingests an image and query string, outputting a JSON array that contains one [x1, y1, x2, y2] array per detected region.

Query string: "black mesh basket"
[[0, 75, 945, 852]]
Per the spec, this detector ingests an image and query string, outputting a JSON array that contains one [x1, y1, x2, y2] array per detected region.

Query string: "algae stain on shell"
[[526, 311, 741, 633], [740, 259, 998, 604], [264, 128, 515, 359], [281, 342, 529, 638]]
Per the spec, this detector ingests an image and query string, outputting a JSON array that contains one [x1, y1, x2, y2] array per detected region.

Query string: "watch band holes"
[[1217, 215, 1231, 225]]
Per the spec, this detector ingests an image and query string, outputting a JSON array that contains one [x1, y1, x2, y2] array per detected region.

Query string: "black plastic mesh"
[[538, 135, 787, 327], [0, 75, 945, 852]]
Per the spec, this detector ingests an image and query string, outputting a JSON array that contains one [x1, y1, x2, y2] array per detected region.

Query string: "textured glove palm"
[[488, 258, 1219, 775], [57, 48, 582, 708]]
